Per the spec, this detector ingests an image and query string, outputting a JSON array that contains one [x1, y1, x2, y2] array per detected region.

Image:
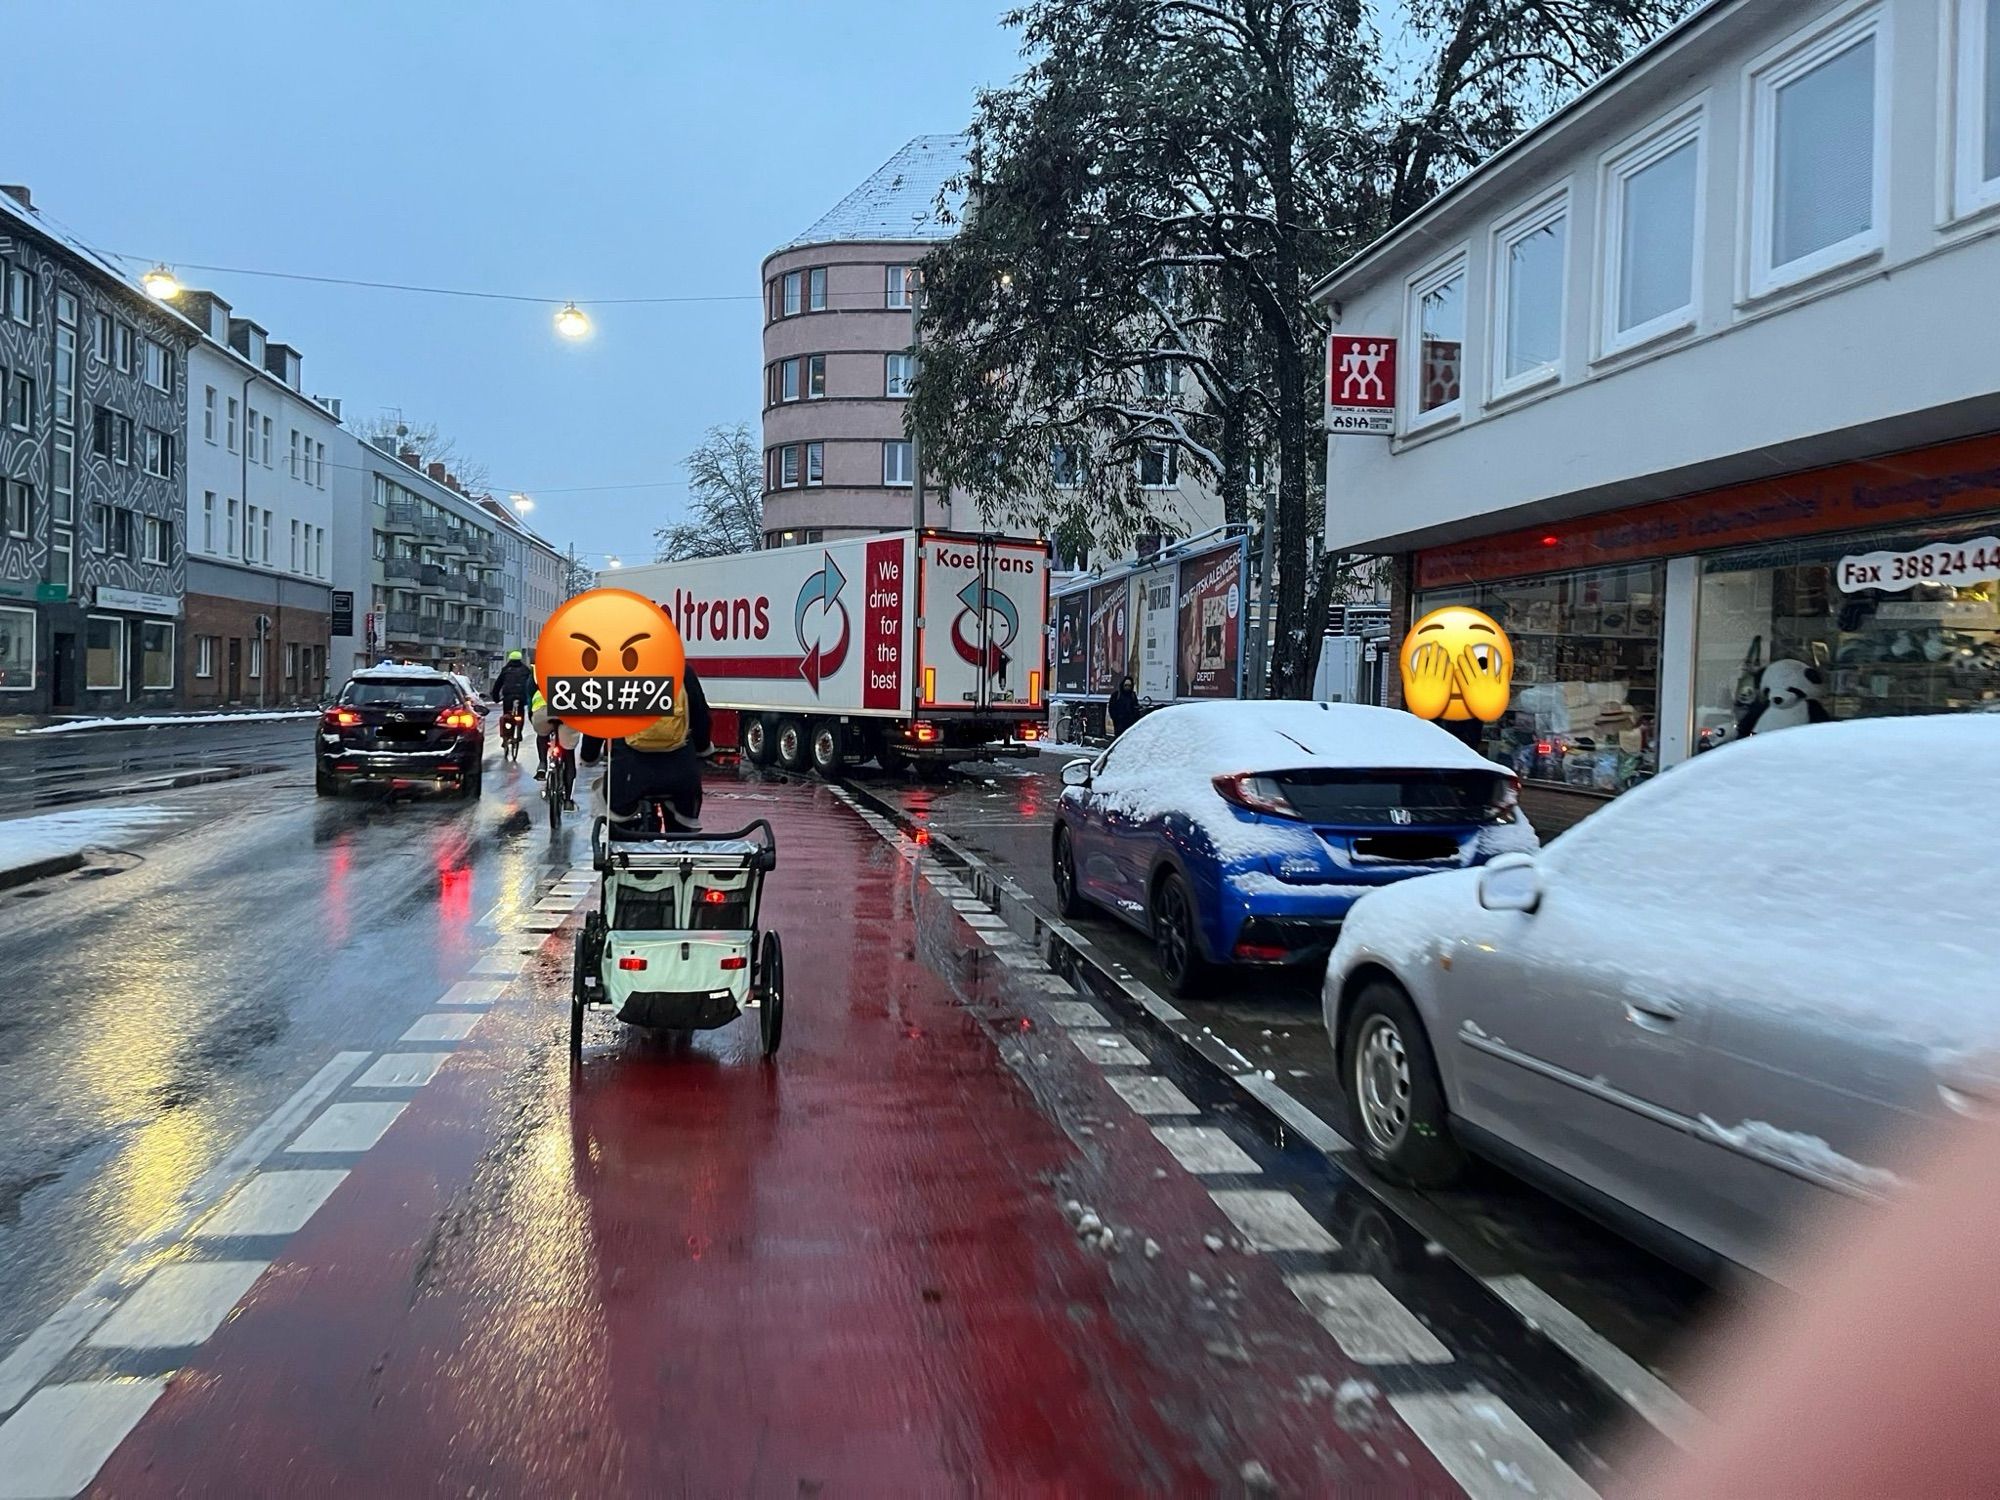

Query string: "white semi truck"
[[610, 531, 1052, 773]]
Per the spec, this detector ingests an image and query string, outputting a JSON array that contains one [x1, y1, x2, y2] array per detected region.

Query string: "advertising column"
[[1175, 543, 1246, 698]]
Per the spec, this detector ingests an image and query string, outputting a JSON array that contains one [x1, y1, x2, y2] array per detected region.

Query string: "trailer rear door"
[[915, 534, 1050, 714]]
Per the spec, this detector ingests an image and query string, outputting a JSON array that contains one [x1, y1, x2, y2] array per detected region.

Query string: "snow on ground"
[[21, 709, 318, 736], [0, 805, 190, 876]]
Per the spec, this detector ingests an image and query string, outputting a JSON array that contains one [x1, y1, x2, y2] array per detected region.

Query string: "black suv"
[[316, 666, 485, 798]]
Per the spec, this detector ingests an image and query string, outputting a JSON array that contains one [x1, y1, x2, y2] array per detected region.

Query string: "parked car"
[[447, 671, 492, 715], [1322, 715, 1999, 1285], [316, 664, 485, 798], [1052, 700, 1535, 995]]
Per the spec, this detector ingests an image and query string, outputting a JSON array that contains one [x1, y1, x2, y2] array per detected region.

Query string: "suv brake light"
[[1211, 772, 1298, 819], [439, 708, 479, 731], [323, 707, 362, 729]]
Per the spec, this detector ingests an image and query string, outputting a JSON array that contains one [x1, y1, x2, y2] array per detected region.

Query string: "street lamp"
[[141, 264, 180, 300], [604, 555, 621, 570], [554, 303, 590, 339], [510, 493, 533, 514]]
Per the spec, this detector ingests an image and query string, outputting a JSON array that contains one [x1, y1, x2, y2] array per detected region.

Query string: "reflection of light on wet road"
[[322, 835, 352, 946]]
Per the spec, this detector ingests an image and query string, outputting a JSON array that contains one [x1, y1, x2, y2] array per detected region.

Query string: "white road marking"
[[470, 950, 529, 977], [1104, 1074, 1199, 1116], [1015, 972, 1076, 995], [1236, 1072, 1354, 1155], [1209, 1189, 1339, 1252], [286, 1101, 408, 1153], [949, 897, 990, 912], [0, 1379, 166, 1498], [517, 916, 567, 933], [353, 1052, 453, 1089], [440, 980, 504, 1006], [1389, 1390, 1598, 1500], [1072, 1034, 1149, 1068], [994, 948, 1044, 970], [1152, 1125, 1262, 1175], [1042, 1000, 1109, 1028], [0, 1050, 367, 1415], [1286, 1273, 1453, 1364], [959, 911, 1008, 929], [975, 927, 1021, 947], [1484, 1274, 1703, 1445], [196, 1170, 349, 1238], [86, 1260, 270, 1350], [401, 1012, 481, 1043]]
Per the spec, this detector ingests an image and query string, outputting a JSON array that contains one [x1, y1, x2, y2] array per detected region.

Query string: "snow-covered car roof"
[[1111, 700, 1505, 776], [349, 664, 453, 682]]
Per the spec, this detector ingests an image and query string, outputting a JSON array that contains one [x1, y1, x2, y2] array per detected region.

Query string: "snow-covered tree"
[[653, 423, 763, 562]]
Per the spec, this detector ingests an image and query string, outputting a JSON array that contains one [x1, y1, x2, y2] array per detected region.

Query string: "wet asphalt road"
[[850, 750, 1728, 1390], [0, 717, 316, 811], [0, 741, 584, 1357]]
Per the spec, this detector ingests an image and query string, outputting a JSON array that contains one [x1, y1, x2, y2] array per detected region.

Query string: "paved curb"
[[24, 763, 286, 813], [0, 854, 87, 892]]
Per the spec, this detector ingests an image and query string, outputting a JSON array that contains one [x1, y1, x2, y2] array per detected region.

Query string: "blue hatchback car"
[[1051, 701, 1536, 994]]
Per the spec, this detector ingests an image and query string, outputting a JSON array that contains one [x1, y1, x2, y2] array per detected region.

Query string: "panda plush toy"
[[1736, 658, 1831, 738]]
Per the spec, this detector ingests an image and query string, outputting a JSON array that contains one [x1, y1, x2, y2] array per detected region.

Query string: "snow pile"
[[0, 805, 187, 877], [1697, 1117, 1903, 1197], [1087, 701, 1502, 861], [22, 709, 318, 736], [353, 663, 450, 681], [1475, 810, 1541, 858]]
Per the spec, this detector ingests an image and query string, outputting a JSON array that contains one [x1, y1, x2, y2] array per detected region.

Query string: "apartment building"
[[179, 292, 341, 706], [478, 495, 566, 661], [1318, 0, 2000, 830], [0, 185, 195, 713]]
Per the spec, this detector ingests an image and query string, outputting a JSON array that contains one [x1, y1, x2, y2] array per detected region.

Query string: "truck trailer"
[[610, 531, 1051, 773]]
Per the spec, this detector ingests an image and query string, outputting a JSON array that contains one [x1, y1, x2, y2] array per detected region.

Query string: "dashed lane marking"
[[470, 951, 530, 977], [285, 1101, 408, 1154], [1389, 1390, 1600, 1500], [0, 1379, 167, 1499], [440, 980, 504, 1006], [1103, 1074, 1200, 1117], [353, 1052, 454, 1089], [1072, 1034, 1149, 1068], [1286, 1273, 1454, 1365], [86, 1261, 271, 1351], [1484, 1274, 1703, 1446], [1041, 1000, 1109, 1028], [1151, 1124, 1263, 1176], [1236, 1071, 1354, 1156], [1209, 1189, 1340, 1253], [195, 1171, 349, 1239], [975, 927, 1021, 947], [959, 911, 1009, 929], [0, 1050, 368, 1415], [400, 1012, 482, 1043]]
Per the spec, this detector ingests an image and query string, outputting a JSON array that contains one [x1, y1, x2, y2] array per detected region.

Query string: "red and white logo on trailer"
[[1326, 335, 1397, 434]]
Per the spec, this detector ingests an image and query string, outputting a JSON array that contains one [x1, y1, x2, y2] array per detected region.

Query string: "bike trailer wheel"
[[759, 931, 785, 1057]]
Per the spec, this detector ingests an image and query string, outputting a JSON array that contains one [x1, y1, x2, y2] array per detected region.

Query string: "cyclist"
[[528, 687, 578, 803], [580, 665, 710, 834], [492, 651, 533, 752]]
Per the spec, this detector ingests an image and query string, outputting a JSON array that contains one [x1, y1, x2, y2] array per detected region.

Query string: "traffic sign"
[[1327, 335, 1397, 435]]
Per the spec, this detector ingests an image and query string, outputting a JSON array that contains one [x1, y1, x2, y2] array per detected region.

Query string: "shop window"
[[1405, 252, 1466, 427], [86, 615, 124, 690], [0, 606, 34, 692], [140, 622, 173, 690], [1954, 0, 2000, 218], [1694, 522, 2000, 753], [1418, 562, 1663, 792]]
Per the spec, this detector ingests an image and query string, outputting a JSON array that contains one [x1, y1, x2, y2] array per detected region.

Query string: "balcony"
[[385, 610, 421, 638], [474, 536, 503, 566], [416, 564, 445, 594], [382, 503, 420, 536], [383, 555, 425, 582], [416, 514, 450, 544], [440, 526, 471, 556], [441, 571, 472, 597], [480, 582, 504, 606], [418, 617, 443, 641]]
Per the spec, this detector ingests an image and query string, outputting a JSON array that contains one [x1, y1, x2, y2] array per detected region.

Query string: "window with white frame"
[[262, 509, 271, 562], [291, 518, 300, 570], [248, 634, 263, 679], [1747, 8, 1885, 296], [203, 386, 217, 442], [1140, 359, 1179, 398], [5, 263, 32, 326], [203, 491, 216, 552], [142, 428, 172, 477], [195, 635, 215, 678], [261, 415, 272, 465], [1603, 111, 1702, 353], [805, 442, 823, 486], [883, 440, 914, 486], [2, 480, 29, 537], [226, 396, 239, 452], [316, 441, 326, 488], [226, 497, 239, 557], [1406, 254, 1467, 424], [806, 354, 825, 398], [885, 352, 916, 397], [886, 265, 914, 308], [1051, 445, 1083, 489], [1138, 443, 1179, 488], [808, 266, 827, 311], [1953, 0, 2000, 218], [114, 323, 134, 373], [85, 615, 123, 690], [290, 429, 301, 477], [144, 340, 172, 392], [1492, 195, 1567, 397], [143, 515, 171, 565], [782, 270, 802, 317], [779, 445, 800, 488]]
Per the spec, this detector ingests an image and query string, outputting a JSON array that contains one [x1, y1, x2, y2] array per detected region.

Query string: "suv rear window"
[[1272, 769, 1501, 825], [341, 679, 458, 709]]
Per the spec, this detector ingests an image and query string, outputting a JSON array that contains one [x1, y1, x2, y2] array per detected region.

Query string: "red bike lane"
[[89, 782, 1456, 1497]]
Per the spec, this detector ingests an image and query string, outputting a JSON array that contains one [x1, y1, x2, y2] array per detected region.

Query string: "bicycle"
[[544, 734, 576, 830], [499, 703, 525, 763]]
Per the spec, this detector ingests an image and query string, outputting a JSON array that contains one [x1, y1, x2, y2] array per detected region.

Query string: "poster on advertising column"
[[1136, 567, 1175, 701], [1054, 589, 1089, 694], [1175, 543, 1244, 698], [1086, 580, 1128, 693]]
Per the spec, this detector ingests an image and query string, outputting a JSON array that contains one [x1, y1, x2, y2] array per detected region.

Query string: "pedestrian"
[[1108, 675, 1141, 738]]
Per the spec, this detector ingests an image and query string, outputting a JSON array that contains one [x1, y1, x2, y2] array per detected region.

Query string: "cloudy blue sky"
[[4, 1, 1023, 564]]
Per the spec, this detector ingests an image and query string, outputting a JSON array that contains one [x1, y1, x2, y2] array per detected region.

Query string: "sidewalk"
[[3, 707, 319, 737], [51, 780, 1473, 1497]]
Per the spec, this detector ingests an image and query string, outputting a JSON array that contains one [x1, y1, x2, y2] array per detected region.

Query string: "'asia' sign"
[[1326, 335, 1397, 434]]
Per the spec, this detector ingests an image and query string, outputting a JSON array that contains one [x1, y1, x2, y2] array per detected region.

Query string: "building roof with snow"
[[782, 134, 968, 249]]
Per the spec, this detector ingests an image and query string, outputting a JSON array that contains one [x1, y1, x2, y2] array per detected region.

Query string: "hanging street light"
[[604, 555, 622, 570], [510, 492, 534, 513], [141, 264, 181, 300], [554, 302, 590, 339]]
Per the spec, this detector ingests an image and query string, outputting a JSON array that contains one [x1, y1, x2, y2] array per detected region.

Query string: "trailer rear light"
[[719, 954, 748, 971], [1017, 721, 1042, 741], [617, 956, 647, 971], [911, 721, 940, 744], [922, 666, 936, 704], [323, 707, 362, 728], [1027, 670, 1041, 707]]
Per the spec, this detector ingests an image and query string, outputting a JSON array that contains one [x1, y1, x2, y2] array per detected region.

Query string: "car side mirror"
[[1061, 759, 1091, 788], [1478, 852, 1542, 913]]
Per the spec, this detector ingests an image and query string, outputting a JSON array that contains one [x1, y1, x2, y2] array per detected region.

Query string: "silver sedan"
[[1321, 715, 1998, 1284]]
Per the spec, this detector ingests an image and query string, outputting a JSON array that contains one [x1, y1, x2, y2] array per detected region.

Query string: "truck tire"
[[810, 723, 844, 777], [742, 715, 775, 767], [775, 717, 810, 773]]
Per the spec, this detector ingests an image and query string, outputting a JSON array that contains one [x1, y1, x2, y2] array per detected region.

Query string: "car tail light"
[[323, 707, 362, 729], [719, 954, 748, 971], [911, 721, 940, 745], [1233, 939, 1290, 963], [1212, 772, 1298, 819], [1485, 776, 1522, 825], [617, 956, 647, 971], [439, 708, 478, 731]]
